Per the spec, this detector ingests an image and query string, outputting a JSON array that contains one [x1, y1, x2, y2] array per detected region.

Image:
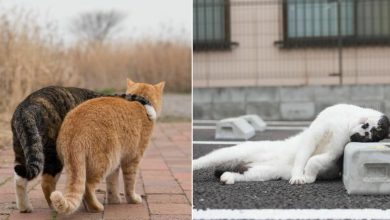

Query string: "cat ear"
[[127, 78, 136, 87], [154, 81, 165, 93]]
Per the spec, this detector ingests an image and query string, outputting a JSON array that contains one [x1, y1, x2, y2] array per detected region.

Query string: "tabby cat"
[[50, 79, 164, 214], [12, 86, 155, 213]]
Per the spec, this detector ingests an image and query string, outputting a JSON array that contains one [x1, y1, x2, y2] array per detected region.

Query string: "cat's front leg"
[[121, 157, 142, 204]]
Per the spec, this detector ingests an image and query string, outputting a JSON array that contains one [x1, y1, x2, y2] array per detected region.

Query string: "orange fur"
[[50, 79, 164, 215]]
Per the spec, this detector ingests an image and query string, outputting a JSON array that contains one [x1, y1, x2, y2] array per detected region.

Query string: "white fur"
[[14, 172, 33, 212], [193, 104, 384, 185], [145, 104, 157, 121]]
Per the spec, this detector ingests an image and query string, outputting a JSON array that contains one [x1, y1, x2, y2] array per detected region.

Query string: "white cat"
[[193, 104, 389, 185]]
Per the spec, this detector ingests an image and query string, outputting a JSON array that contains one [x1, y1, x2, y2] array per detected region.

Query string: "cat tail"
[[13, 110, 44, 180], [50, 150, 86, 215], [193, 144, 249, 171]]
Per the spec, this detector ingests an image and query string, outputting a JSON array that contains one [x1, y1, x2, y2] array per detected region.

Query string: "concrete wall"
[[193, 0, 390, 88], [193, 85, 390, 120]]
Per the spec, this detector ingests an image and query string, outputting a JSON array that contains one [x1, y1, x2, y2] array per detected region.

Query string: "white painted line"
[[193, 141, 243, 145], [193, 120, 219, 124], [193, 126, 306, 131], [194, 120, 311, 126], [267, 126, 306, 131], [193, 209, 390, 220], [193, 126, 216, 129]]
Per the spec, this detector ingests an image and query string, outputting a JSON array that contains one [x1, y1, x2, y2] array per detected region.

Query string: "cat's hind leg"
[[220, 165, 291, 185], [13, 138, 32, 213], [41, 173, 61, 208], [121, 157, 142, 204], [83, 178, 104, 212], [303, 153, 335, 184], [14, 172, 33, 213], [106, 167, 121, 204], [42, 147, 63, 208]]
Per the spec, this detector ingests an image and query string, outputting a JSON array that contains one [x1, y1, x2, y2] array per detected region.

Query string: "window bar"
[[354, 0, 358, 39], [303, 0, 307, 38], [320, 0, 323, 37], [371, 0, 375, 37], [212, 0, 215, 44], [295, 0, 298, 38], [203, 0, 207, 44], [312, 0, 315, 37], [195, 1, 199, 44], [380, 0, 383, 36], [224, 0, 230, 44]]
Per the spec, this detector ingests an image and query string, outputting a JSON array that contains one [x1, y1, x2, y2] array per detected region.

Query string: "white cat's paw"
[[126, 193, 142, 204], [220, 172, 235, 185], [289, 175, 306, 185], [304, 175, 316, 184]]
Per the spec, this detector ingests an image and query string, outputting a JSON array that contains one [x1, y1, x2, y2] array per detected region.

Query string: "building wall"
[[193, 0, 390, 88]]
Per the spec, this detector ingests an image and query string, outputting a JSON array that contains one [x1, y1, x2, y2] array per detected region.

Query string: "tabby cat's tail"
[[13, 110, 44, 180], [50, 150, 86, 215]]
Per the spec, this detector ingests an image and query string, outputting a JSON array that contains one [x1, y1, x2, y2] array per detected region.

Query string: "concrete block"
[[343, 142, 390, 194], [239, 114, 267, 132], [280, 86, 314, 102], [193, 103, 212, 120], [350, 85, 384, 101], [193, 88, 214, 103], [280, 102, 315, 120], [212, 102, 246, 120], [215, 118, 255, 140], [314, 86, 350, 102], [246, 87, 280, 102], [246, 102, 280, 120], [213, 88, 246, 103]]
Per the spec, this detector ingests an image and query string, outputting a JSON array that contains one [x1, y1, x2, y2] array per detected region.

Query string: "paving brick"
[[184, 190, 192, 203], [151, 214, 191, 220], [56, 210, 103, 220], [144, 185, 183, 194], [147, 194, 188, 204], [9, 208, 53, 220], [103, 203, 149, 220], [148, 203, 191, 215]]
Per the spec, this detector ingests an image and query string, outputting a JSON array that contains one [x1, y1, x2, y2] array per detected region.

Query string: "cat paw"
[[107, 193, 121, 204], [289, 175, 306, 185], [126, 193, 142, 204], [220, 172, 235, 185], [18, 202, 33, 213], [304, 175, 316, 184], [87, 202, 104, 213]]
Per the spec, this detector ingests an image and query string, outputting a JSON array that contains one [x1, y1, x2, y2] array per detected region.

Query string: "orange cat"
[[50, 79, 164, 214]]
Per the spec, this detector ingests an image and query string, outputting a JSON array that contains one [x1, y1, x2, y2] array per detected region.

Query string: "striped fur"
[[11, 86, 152, 212]]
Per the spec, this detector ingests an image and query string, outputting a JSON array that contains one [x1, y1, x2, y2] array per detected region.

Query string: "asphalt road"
[[193, 123, 390, 210]]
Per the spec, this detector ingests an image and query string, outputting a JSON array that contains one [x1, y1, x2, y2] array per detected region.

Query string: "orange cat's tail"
[[50, 151, 86, 215]]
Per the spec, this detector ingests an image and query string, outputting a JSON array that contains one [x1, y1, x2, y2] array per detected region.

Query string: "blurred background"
[[193, 0, 390, 121], [0, 0, 192, 117]]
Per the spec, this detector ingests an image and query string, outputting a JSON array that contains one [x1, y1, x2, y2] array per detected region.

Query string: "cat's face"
[[350, 115, 389, 142], [125, 79, 165, 114]]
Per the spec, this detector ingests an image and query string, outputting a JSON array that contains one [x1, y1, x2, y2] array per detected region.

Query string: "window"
[[282, 0, 390, 47], [193, 0, 232, 50]]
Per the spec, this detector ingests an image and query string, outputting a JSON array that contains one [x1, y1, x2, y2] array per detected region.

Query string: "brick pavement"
[[0, 122, 192, 220]]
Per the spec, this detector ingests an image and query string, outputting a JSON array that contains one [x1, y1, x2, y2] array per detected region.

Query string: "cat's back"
[[63, 96, 148, 125], [12, 86, 98, 121]]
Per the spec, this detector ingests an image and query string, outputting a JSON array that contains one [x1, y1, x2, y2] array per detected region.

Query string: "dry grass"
[[0, 10, 191, 114]]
